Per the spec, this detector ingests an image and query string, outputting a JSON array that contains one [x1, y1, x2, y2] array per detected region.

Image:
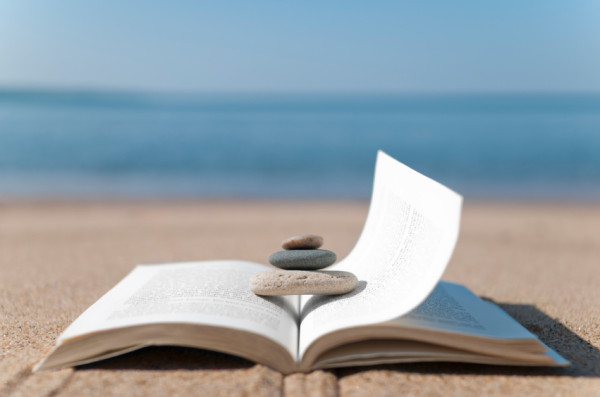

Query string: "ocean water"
[[0, 91, 599, 200]]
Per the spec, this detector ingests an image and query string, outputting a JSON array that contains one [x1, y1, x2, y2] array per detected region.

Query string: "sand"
[[1, 200, 599, 396]]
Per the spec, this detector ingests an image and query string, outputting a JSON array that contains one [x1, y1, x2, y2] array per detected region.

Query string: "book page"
[[59, 261, 299, 359], [305, 281, 568, 368], [299, 151, 462, 356], [396, 281, 557, 342]]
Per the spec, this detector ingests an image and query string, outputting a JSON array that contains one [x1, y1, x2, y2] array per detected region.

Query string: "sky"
[[0, 1, 599, 93]]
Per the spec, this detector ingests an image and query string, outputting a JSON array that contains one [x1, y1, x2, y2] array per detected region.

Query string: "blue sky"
[[1, 1, 599, 92]]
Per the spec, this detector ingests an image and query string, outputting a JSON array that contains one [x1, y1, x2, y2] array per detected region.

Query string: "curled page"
[[300, 151, 463, 356]]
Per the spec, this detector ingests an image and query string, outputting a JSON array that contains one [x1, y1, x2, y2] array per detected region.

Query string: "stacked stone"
[[250, 234, 357, 296]]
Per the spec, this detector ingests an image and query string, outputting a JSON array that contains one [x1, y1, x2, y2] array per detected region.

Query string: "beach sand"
[[1, 200, 599, 396]]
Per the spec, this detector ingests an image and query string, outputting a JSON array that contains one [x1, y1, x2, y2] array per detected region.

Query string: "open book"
[[35, 151, 568, 373]]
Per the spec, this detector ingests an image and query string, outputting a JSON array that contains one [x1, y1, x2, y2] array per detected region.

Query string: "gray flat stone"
[[269, 249, 336, 270], [250, 270, 357, 296], [281, 233, 324, 250]]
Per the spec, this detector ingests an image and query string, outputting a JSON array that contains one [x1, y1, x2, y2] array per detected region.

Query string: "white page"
[[299, 151, 462, 356], [313, 282, 568, 367], [395, 281, 565, 364], [396, 281, 542, 340], [59, 261, 299, 359]]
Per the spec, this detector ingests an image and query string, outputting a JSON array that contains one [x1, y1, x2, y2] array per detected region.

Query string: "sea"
[[1, 90, 599, 200]]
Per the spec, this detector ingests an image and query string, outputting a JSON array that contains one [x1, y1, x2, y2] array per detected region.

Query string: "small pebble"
[[269, 249, 336, 270], [281, 234, 323, 250], [250, 270, 357, 296]]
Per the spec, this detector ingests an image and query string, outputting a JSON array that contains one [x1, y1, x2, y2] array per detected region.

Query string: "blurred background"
[[1, 1, 599, 200]]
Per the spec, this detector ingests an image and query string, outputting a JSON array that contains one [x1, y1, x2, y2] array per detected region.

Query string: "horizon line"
[[1, 85, 600, 97]]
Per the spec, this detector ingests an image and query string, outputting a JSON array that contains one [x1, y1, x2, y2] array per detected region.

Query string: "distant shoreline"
[[2, 89, 600, 113]]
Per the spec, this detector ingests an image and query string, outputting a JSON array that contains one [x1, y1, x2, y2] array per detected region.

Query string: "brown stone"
[[281, 234, 324, 250]]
